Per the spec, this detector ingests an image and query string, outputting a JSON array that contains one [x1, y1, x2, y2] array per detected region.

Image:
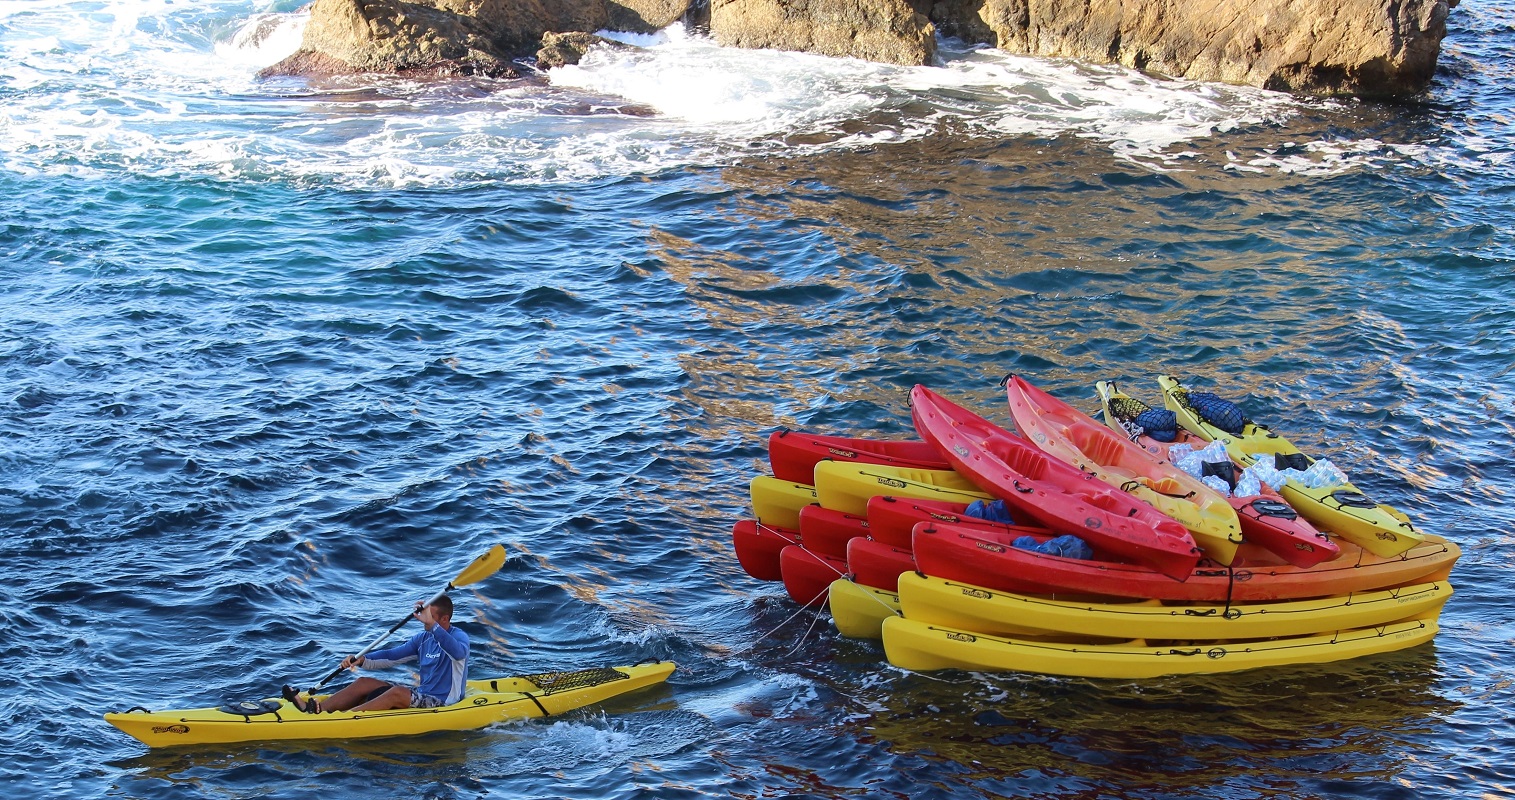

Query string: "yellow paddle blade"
[[451, 544, 507, 589]]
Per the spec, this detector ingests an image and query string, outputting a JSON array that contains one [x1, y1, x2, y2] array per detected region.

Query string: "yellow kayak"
[[897, 571, 1452, 641], [749, 475, 818, 530], [105, 661, 676, 748], [813, 461, 990, 517], [1157, 374, 1423, 557], [828, 578, 900, 639], [881, 615, 1438, 679]]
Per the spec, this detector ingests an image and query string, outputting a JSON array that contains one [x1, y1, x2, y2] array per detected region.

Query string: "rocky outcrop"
[[536, 30, 627, 68], [709, 0, 936, 66], [929, 0, 1453, 99], [263, 0, 1454, 98], [262, 0, 688, 78]]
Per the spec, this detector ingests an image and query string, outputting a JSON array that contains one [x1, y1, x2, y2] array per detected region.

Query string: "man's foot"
[[282, 685, 321, 714]]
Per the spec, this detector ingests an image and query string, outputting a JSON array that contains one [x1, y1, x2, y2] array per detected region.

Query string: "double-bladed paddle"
[[308, 543, 507, 691]]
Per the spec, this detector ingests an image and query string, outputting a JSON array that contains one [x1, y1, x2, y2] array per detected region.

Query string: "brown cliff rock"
[[928, 0, 1451, 98], [261, 0, 1452, 98], [708, 0, 936, 66]]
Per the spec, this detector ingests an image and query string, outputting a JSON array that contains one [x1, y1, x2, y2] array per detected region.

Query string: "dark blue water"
[[3, 2, 1512, 797]]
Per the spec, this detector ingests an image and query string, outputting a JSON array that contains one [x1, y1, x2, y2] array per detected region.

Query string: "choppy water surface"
[[2, 1, 1512, 798]]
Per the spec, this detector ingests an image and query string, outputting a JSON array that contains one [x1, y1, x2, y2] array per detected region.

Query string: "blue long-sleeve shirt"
[[363, 624, 469, 705]]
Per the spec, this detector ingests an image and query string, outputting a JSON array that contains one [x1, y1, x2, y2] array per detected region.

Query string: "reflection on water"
[[839, 645, 1457, 793]]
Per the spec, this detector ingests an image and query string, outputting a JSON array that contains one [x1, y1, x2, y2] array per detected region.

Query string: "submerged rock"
[[262, 0, 1455, 98]]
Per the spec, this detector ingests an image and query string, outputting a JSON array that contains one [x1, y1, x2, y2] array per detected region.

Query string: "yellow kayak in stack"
[[1157, 374, 1423, 558], [896, 571, 1452, 641], [828, 578, 900, 639], [105, 661, 676, 749], [749, 476, 819, 530], [813, 461, 990, 517], [881, 615, 1438, 679]]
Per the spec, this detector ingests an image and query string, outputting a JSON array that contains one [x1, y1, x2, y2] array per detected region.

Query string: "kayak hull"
[[105, 661, 677, 748], [1095, 380, 1338, 568], [768, 430, 947, 485], [813, 460, 990, 517], [1006, 374, 1243, 563], [749, 476, 818, 531], [731, 518, 799, 582], [846, 536, 917, 592], [778, 545, 845, 606], [828, 578, 900, 639], [882, 615, 1438, 679], [1156, 374, 1424, 558], [897, 570, 1452, 641], [908, 384, 1200, 580], [913, 520, 1460, 603], [863, 495, 1049, 551], [797, 504, 870, 559]]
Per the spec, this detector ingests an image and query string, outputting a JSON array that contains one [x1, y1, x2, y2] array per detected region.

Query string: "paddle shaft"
[[305, 543, 505, 691], [307, 584, 448, 684]]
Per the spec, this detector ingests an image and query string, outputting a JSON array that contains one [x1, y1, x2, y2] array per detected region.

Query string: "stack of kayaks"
[[730, 376, 1458, 679]]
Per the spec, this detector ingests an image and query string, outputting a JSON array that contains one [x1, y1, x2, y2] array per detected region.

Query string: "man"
[[286, 594, 469, 713]]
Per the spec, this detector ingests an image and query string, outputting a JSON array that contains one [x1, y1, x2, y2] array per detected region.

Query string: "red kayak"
[[797, 504, 871, 559], [846, 537, 918, 592], [1004, 374, 1243, 564], [864, 495, 1051, 551], [732, 519, 799, 582], [910, 384, 1200, 580], [768, 430, 948, 485], [779, 545, 847, 606], [1095, 380, 1339, 568], [913, 520, 1460, 603]]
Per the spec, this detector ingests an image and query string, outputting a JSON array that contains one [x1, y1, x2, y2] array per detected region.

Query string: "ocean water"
[[2, 1, 1512, 797]]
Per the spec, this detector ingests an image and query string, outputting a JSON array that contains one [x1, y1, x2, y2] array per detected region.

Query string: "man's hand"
[[415, 602, 436, 629], [340, 654, 365, 671]]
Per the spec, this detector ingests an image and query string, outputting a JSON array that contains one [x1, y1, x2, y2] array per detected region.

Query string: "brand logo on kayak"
[[152, 724, 190, 735], [953, 445, 969, 458], [962, 588, 992, 599], [946, 632, 977, 643], [1376, 531, 1399, 542], [877, 477, 906, 489], [473, 698, 489, 706], [929, 512, 961, 523], [827, 447, 858, 459], [1083, 517, 1102, 530], [1207, 647, 1227, 659], [975, 541, 1005, 554]]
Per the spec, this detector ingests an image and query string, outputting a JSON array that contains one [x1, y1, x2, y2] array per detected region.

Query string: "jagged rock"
[[537, 31, 629, 68], [260, 0, 1452, 98], [709, 0, 935, 66], [261, 0, 635, 78], [608, 0, 696, 31], [928, 0, 1452, 98]]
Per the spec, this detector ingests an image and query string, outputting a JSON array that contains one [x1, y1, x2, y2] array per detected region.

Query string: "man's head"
[[428, 594, 453, 622]]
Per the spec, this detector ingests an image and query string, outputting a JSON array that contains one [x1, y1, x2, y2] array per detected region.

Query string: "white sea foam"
[[0, 4, 1458, 187]]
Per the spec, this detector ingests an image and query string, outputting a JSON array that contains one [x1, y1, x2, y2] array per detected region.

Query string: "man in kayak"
[[286, 594, 469, 713]]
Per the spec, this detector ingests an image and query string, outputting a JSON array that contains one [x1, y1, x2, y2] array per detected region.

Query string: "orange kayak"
[[913, 520, 1459, 602], [1005, 374, 1243, 564]]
